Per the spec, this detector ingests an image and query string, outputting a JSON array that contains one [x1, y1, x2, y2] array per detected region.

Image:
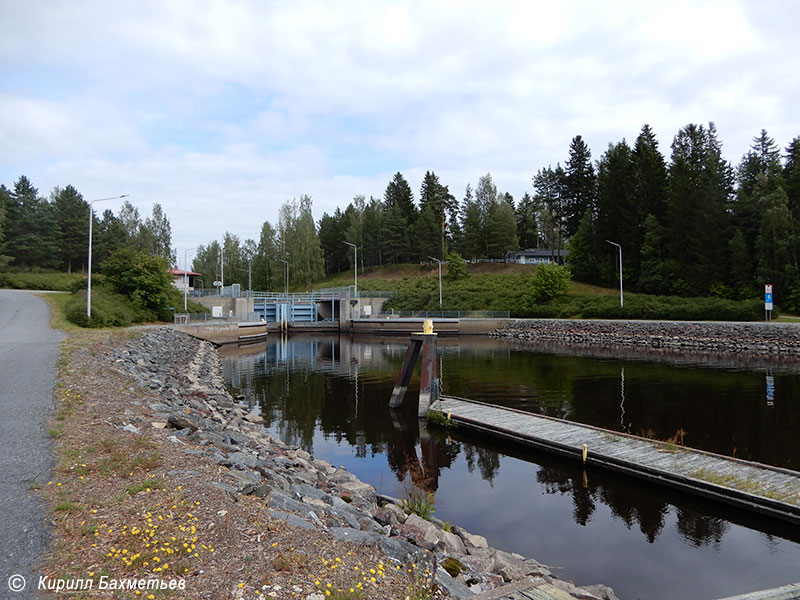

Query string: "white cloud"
[[1, 0, 799, 255]]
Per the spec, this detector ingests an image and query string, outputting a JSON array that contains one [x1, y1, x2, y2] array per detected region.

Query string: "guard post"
[[389, 319, 439, 418]]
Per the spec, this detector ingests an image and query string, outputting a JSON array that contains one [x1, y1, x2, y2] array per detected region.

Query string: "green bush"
[[445, 252, 467, 281], [65, 288, 141, 328], [528, 263, 571, 303], [102, 248, 175, 321]]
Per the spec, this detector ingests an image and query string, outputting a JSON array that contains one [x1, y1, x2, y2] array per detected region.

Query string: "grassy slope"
[[314, 263, 766, 321]]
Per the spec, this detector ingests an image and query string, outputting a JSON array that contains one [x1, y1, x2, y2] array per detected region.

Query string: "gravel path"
[[0, 290, 63, 599]]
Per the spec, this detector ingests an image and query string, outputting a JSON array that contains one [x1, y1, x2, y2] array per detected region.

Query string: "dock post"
[[417, 328, 439, 417], [389, 338, 423, 408], [388, 320, 439, 418]]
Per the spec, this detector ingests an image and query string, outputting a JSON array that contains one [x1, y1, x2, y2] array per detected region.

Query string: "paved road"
[[0, 290, 63, 599]]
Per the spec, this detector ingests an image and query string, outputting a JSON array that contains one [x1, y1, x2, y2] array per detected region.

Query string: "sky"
[[2, 0, 799, 265]]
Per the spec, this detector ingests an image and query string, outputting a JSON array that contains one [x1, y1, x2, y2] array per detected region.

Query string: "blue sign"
[[765, 293, 773, 303]]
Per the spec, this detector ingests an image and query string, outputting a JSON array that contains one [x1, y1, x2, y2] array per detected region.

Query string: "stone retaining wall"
[[110, 328, 619, 600], [491, 319, 800, 357]]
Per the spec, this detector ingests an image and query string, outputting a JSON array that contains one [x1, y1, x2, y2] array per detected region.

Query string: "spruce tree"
[[563, 135, 597, 237], [52, 185, 89, 273]]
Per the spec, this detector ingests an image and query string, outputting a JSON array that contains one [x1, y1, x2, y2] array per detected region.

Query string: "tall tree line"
[[317, 170, 519, 270], [193, 195, 325, 292], [0, 175, 174, 273], [563, 124, 800, 305]]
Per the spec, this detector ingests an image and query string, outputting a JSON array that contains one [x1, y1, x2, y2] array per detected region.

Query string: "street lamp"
[[343, 241, 357, 297], [277, 256, 289, 297], [183, 247, 197, 311], [219, 242, 224, 297], [605, 240, 623, 308], [428, 256, 442, 308], [87, 194, 129, 319]]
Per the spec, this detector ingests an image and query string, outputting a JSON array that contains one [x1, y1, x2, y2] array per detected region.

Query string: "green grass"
[[313, 263, 768, 321], [400, 490, 435, 520], [0, 270, 85, 291], [125, 478, 167, 495]]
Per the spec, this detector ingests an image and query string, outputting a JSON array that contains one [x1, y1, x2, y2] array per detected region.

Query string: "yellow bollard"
[[582, 443, 588, 464], [423, 319, 434, 334], [447, 409, 452, 420]]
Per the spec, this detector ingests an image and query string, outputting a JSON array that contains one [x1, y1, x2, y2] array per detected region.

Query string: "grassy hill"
[[314, 262, 766, 321]]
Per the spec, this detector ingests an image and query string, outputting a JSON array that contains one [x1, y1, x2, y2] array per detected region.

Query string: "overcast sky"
[[2, 0, 799, 262]]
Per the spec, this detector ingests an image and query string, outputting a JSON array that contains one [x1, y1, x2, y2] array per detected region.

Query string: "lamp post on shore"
[[277, 256, 289, 297], [183, 247, 197, 311], [428, 256, 442, 308], [87, 194, 129, 319], [605, 240, 623, 308], [343, 241, 357, 297]]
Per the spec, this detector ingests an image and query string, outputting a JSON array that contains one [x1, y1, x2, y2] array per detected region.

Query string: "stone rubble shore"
[[491, 319, 800, 356], [109, 328, 619, 600]]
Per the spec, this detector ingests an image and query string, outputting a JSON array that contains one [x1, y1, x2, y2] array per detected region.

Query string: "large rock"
[[454, 526, 488, 549], [435, 568, 474, 599]]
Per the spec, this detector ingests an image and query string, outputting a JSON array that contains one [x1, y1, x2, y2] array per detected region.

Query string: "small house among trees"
[[506, 248, 569, 265], [169, 266, 201, 293]]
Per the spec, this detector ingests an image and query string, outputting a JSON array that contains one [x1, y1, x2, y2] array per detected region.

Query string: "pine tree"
[[192, 241, 222, 287], [0, 185, 10, 268], [93, 209, 128, 269], [253, 221, 279, 290], [632, 125, 669, 223], [419, 171, 456, 259], [595, 140, 637, 285], [384, 172, 417, 233], [415, 204, 441, 262], [563, 135, 597, 236], [4, 176, 60, 271], [460, 185, 482, 260], [361, 197, 383, 267], [140, 203, 175, 262], [638, 214, 677, 295], [52, 185, 89, 273], [533, 165, 567, 263], [485, 198, 518, 259], [667, 123, 733, 294], [279, 196, 324, 289], [318, 208, 350, 275], [381, 202, 408, 264], [516, 192, 539, 249], [732, 129, 783, 275]]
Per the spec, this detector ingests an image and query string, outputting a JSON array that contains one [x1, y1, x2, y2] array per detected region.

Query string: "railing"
[[363, 310, 510, 319], [190, 286, 395, 300], [173, 312, 262, 325]]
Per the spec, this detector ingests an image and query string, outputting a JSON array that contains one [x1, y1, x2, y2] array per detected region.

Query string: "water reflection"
[[221, 335, 800, 600]]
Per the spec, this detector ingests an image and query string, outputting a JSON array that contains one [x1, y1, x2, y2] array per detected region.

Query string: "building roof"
[[507, 248, 569, 257], [169, 266, 202, 276]]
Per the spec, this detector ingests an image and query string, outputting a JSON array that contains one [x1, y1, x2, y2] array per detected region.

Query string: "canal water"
[[221, 335, 800, 600]]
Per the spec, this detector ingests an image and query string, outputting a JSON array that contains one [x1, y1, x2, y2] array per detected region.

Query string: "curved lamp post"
[[605, 240, 623, 308], [343, 241, 357, 297], [183, 247, 197, 311], [428, 256, 442, 308], [87, 194, 129, 319]]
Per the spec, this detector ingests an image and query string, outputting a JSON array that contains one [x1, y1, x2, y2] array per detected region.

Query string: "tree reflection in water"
[[220, 334, 800, 588]]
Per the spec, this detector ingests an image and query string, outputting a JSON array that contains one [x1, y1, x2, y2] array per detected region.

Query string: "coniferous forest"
[[2, 123, 799, 312]]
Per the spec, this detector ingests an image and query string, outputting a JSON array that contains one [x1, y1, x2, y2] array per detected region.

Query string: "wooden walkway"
[[429, 396, 800, 525], [468, 579, 800, 600]]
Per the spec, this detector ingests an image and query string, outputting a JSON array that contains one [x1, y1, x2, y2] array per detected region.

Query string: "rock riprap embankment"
[[492, 319, 800, 355], [109, 328, 619, 600]]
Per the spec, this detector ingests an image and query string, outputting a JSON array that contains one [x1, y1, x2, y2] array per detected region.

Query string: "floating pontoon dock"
[[429, 396, 800, 525]]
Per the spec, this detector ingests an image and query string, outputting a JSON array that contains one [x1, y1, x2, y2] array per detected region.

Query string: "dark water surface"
[[221, 335, 800, 600]]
